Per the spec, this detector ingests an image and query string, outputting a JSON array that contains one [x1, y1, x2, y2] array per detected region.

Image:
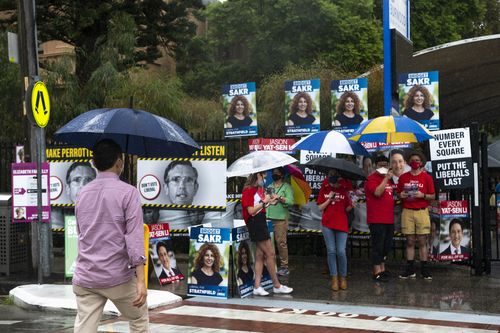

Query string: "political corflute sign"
[[331, 78, 368, 135], [187, 227, 231, 299], [285, 79, 320, 136], [430, 128, 473, 189], [399, 71, 440, 130], [232, 226, 254, 298], [223, 82, 257, 138]]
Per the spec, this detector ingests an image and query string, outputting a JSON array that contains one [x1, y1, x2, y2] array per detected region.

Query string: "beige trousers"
[[73, 277, 149, 333], [272, 219, 289, 268]]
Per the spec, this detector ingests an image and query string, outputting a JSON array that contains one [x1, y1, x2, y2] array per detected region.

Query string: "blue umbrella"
[[54, 108, 199, 157], [291, 130, 370, 156]]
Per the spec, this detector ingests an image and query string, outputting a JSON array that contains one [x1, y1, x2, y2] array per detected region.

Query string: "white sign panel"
[[429, 128, 471, 161], [389, 0, 410, 39], [300, 150, 334, 165]]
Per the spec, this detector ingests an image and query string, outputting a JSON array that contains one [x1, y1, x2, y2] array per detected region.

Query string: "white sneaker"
[[253, 286, 269, 296], [273, 285, 293, 294]]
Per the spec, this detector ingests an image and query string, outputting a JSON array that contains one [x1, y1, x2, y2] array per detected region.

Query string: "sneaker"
[[277, 267, 290, 276], [399, 267, 416, 279], [273, 285, 293, 294], [421, 268, 433, 280], [253, 286, 269, 296], [373, 272, 389, 282]]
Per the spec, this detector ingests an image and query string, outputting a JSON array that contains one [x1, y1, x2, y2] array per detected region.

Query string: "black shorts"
[[247, 212, 271, 242]]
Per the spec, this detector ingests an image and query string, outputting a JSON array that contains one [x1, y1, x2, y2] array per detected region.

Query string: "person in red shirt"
[[241, 171, 293, 296], [396, 151, 435, 280], [365, 155, 394, 282], [317, 169, 353, 291]]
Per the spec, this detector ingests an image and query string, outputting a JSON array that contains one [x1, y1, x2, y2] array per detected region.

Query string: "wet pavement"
[[1, 255, 500, 332]]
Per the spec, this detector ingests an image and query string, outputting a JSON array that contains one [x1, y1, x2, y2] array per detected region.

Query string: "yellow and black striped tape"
[[51, 203, 75, 207], [138, 157, 225, 161], [48, 159, 91, 163], [52, 228, 64, 232], [226, 199, 240, 203], [142, 204, 225, 210]]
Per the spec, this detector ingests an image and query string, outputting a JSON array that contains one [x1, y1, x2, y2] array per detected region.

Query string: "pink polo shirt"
[[73, 172, 145, 289]]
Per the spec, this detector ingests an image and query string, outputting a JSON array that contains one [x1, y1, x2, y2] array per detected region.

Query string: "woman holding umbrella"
[[317, 170, 353, 291], [241, 172, 293, 296]]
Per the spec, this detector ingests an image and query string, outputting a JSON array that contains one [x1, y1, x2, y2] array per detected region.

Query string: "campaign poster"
[[285, 79, 320, 136], [11, 162, 50, 223], [137, 143, 227, 211], [49, 161, 97, 206], [248, 138, 297, 153], [398, 71, 440, 130], [47, 146, 96, 207], [223, 82, 257, 138], [430, 128, 473, 190], [331, 78, 368, 135], [64, 214, 77, 278], [148, 223, 184, 285], [187, 227, 231, 299], [430, 200, 471, 262], [232, 226, 254, 298]]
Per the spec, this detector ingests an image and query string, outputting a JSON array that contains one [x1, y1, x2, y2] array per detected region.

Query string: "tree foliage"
[[178, 0, 383, 98]]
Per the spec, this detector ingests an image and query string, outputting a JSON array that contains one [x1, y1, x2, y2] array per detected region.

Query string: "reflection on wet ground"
[[151, 254, 500, 315]]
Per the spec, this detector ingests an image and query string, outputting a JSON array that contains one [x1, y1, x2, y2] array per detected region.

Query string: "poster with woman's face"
[[187, 227, 231, 299], [232, 226, 254, 298], [223, 82, 257, 138], [331, 78, 368, 135], [398, 71, 440, 131], [285, 79, 320, 136]]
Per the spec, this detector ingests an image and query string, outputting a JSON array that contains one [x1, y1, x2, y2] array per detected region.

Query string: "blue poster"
[[187, 227, 231, 299], [398, 71, 440, 131], [331, 78, 368, 135], [232, 226, 254, 298], [223, 82, 258, 138], [285, 79, 320, 136]]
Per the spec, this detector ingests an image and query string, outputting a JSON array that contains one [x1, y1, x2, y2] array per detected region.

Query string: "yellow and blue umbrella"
[[348, 116, 433, 143]]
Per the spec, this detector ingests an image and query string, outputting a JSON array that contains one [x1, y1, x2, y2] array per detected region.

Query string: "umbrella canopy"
[[266, 164, 312, 206], [292, 130, 370, 156], [54, 108, 199, 158], [349, 116, 433, 143], [305, 156, 366, 180], [227, 151, 298, 178]]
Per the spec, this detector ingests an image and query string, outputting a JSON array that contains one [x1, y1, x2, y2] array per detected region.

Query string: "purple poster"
[[11, 163, 50, 223]]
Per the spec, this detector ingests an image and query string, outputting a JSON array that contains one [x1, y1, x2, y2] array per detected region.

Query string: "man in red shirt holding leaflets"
[[365, 155, 394, 282], [317, 170, 353, 291], [397, 151, 435, 280]]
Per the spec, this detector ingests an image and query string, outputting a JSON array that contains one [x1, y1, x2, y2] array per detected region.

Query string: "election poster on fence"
[[11, 162, 50, 223], [232, 226, 254, 298], [331, 78, 368, 135], [398, 71, 440, 130], [429, 128, 473, 189], [187, 227, 231, 299], [430, 200, 471, 262], [148, 223, 184, 285], [137, 143, 227, 212], [285, 79, 320, 136], [223, 82, 258, 138]]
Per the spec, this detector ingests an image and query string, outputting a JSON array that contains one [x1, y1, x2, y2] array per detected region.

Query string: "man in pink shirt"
[[73, 139, 148, 333]]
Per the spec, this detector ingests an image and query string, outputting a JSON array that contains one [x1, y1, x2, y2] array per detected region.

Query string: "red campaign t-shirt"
[[364, 172, 394, 224], [320, 177, 353, 191], [396, 171, 435, 209], [317, 182, 352, 232], [241, 186, 265, 224]]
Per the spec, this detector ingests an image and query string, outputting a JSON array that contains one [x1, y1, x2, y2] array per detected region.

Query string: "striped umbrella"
[[291, 130, 370, 156], [349, 116, 433, 143]]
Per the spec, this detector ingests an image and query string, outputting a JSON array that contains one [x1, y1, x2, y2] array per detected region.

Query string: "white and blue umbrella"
[[227, 151, 298, 178], [291, 130, 369, 156]]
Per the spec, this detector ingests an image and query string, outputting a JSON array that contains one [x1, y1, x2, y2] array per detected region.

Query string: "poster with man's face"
[[137, 159, 226, 210], [49, 161, 97, 205]]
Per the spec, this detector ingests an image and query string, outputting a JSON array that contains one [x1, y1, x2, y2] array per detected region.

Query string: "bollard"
[[143, 224, 149, 289]]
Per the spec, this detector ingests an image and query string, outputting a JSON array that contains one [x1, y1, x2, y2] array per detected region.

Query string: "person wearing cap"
[[364, 155, 394, 282], [396, 151, 435, 280]]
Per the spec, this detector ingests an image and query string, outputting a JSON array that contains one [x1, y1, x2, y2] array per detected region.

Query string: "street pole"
[[18, 0, 52, 282]]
